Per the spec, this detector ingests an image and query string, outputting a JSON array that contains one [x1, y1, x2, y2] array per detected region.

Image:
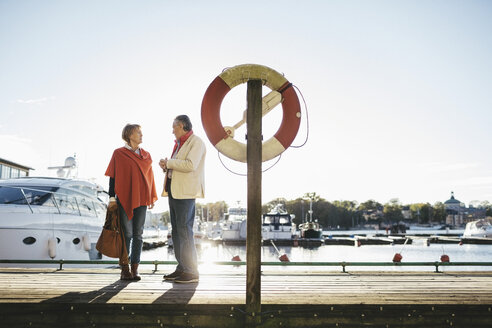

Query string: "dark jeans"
[[168, 183, 198, 275], [118, 202, 147, 264]]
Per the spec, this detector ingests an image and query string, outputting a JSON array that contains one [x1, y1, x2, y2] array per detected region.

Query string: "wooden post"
[[246, 79, 262, 326]]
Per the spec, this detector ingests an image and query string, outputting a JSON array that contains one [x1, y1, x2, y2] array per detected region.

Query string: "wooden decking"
[[1, 266, 491, 327]]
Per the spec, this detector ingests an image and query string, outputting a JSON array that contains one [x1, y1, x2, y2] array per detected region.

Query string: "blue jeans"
[[168, 186, 198, 275], [118, 202, 147, 264]]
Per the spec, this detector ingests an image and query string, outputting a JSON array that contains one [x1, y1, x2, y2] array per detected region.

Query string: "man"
[[160, 115, 206, 283]]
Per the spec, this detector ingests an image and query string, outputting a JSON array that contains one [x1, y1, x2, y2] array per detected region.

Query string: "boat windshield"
[[226, 207, 247, 221], [0, 185, 106, 216], [0, 186, 58, 206], [64, 183, 98, 197], [228, 208, 247, 216], [474, 220, 491, 229], [263, 215, 291, 225]]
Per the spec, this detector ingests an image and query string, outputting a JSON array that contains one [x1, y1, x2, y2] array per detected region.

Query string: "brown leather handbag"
[[96, 205, 127, 259]]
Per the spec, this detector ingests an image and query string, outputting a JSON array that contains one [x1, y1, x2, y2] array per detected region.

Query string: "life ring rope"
[[216, 149, 283, 177]]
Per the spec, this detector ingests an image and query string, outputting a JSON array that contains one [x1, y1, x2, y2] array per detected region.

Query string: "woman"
[[105, 124, 158, 281]]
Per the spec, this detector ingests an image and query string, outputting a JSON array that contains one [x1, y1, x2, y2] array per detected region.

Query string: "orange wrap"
[[105, 147, 158, 220]]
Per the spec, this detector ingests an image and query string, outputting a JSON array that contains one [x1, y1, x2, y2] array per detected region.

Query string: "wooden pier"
[[1, 266, 491, 327]]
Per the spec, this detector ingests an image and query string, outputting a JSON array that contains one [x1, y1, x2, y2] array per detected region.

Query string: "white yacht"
[[463, 219, 492, 238], [0, 177, 108, 262], [221, 206, 247, 241], [219, 205, 296, 241], [262, 205, 296, 240]]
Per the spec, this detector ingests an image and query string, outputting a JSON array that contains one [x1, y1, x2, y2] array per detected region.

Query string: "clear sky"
[[1, 0, 491, 212]]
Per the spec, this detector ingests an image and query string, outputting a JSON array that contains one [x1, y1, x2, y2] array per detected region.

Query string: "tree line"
[[159, 193, 492, 229]]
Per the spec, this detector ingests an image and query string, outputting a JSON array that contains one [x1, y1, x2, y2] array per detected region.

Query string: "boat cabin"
[[262, 211, 295, 240]]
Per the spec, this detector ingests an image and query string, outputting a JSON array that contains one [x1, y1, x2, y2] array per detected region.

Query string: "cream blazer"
[[162, 134, 206, 199]]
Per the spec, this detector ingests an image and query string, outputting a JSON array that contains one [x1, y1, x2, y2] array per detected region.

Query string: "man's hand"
[[159, 158, 168, 171], [148, 203, 155, 210]]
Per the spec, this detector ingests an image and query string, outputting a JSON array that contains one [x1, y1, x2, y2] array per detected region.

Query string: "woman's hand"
[[108, 198, 118, 211], [148, 203, 154, 210]]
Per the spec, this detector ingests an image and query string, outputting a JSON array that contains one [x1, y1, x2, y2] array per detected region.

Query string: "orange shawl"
[[105, 147, 157, 220]]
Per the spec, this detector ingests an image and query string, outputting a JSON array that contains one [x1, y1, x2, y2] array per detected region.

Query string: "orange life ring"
[[201, 64, 301, 162]]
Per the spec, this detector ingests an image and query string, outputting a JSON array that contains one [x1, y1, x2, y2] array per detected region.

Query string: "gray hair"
[[174, 115, 192, 131]]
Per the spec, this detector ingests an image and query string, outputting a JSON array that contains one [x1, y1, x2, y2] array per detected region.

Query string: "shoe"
[[163, 270, 183, 281], [120, 264, 133, 281], [131, 263, 141, 281], [174, 272, 199, 284]]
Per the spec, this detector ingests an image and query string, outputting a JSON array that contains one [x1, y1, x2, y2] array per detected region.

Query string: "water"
[[142, 229, 492, 273]]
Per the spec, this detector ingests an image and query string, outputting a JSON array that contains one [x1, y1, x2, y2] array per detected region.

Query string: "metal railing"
[[1, 259, 492, 273]]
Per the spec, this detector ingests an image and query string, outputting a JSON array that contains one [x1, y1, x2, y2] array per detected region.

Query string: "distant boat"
[[0, 177, 108, 261], [261, 204, 295, 240], [220, 204, 297, 242], [299, 221, 323, 239], [462, 219, 492, 238], [220, 206, 247, 241], [298, 198, 323, 239]]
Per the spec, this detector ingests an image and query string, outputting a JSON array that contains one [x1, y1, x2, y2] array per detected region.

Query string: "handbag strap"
[[114, 205, 130, 265]]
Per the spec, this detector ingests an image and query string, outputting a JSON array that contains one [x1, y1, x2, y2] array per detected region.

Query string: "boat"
[[299, 221, 323, 239], [261, 204, 295, 240], [204, 220, 223, 240], [462, 219, 492, 238], [217, 203, 297, 242], [0, 177, 108, 261], [220, 206, 247, 241], [298, 199, 323, 239]]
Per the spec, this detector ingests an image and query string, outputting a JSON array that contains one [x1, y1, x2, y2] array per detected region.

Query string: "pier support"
[[246, 79, 262, 326]]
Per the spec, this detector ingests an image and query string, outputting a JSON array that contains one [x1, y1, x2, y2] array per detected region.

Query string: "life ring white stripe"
[[215, 136, 286, 163]]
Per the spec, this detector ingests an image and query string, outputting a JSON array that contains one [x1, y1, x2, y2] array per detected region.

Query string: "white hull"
[[218, 205, 296, 241], [0, 227, 102, 261], [221, 219, 247, 241], [262, 227, 294, 240], [0, 210, 105, 261], [0, 177, 109, 265]]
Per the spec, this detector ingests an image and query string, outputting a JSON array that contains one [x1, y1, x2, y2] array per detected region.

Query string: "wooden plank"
[[1, 268, 492, 305], [1, 268, 492, 326]]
